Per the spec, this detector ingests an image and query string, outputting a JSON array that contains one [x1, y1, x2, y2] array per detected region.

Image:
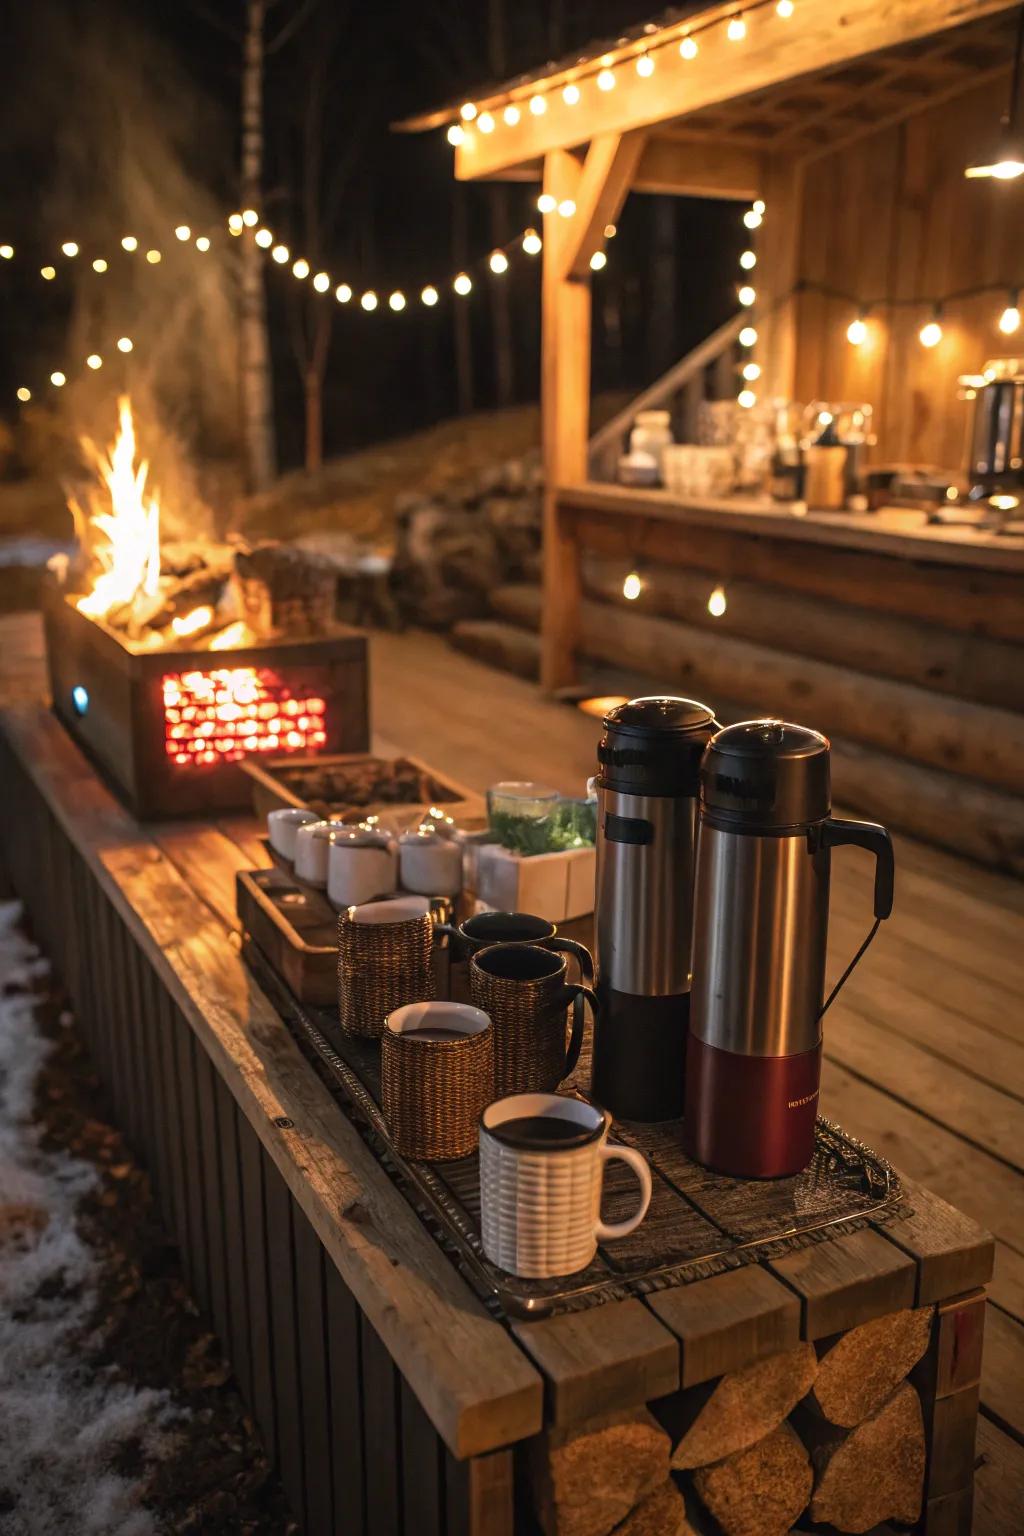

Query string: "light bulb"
[[272, 244, 289, 263], [563, 83, 580, 106], [228, 213, 244, 235], [727, 16, 747, 41], [92, 257, 107, 272], [460, 102, 477, 121], [50, 371, 66, 387], [529, 94, 547, 115], [753, 199, 766, 214], [590, 250, 607, 271], [537, 193, 556, 214], [389, 291, 406, 311], [312, 271, 330, 293], [847, 316, 867, 345], [447, 124, 465, 146], [421, 285, 439, 306], [175, 225, 191, 241], [558, 198, 576, 218], [361, 291, 378, 311], [680, 35, 698, 59], [920, 318, 943, 348], [999, 302, 1021, 335], [743, 208, 762, 229], [708, 585, 727, 617], [742, 361, 761, 380], [336, 283, 352, 303], [40, 265, 56, 280], [255, 227, 273, 248], [121, 235, 138, 251], [16, 387, 30, 402], [776, 0, 794, 13], [636, 53, 654, 76], [739, 325, 758, 347], [241, 208, 259, 227], [61, 241, 79, 257], [503, 104, 520, 126], [477, 111, 495, 133], [454, 272, 472, 296], [737, 389, 757, 408], [597, 69, 615, 91], [0, 244, 12, 259], [146, 248, 162, 264], [738, 284, 756, 305], [195, 236, 211, 252], [117, 336, 133, 353], [292, 257, 310, 278], [605, 223, 617, 239], [522, 229, 542, 255], [489, 250, 509, 274], [740, 249, 756, 269], [622, 570, 643, 601], [86, 354, 102, 370]]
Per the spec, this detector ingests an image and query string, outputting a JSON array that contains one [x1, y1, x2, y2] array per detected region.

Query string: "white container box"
[[474, 845, 597, 924]]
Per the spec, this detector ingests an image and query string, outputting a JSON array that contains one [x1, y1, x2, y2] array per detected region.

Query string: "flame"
[[171, 605, 214, 638], [76, 397, 162, 620], [209, 621, 256, 650]]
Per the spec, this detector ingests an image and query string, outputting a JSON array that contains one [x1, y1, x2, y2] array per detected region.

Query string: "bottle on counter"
[[804, 410, 848, 510], [770, 402, 806, 503], [630, 410, 673, 483]]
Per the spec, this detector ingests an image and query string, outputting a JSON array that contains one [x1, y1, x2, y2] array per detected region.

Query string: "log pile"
[[527, 1309, 935, 1536]]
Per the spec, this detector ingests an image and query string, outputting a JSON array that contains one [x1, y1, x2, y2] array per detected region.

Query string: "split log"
[[692, 1422, 813, 1536], [806, 1381, 926, 1533], [610, 1480, 694, 1536], [812, 1305, 934, 1426], [581, 558, 1024, 714], [576, 599, 1024, 796], [670, 1342, 817, 1471], [527, 1406, 671, 1536]]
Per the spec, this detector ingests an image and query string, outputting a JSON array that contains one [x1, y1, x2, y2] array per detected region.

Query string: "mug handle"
[[594, 1145, 653, 1242], [548, 935, 595, 985], [564, 984, 599, 1077]]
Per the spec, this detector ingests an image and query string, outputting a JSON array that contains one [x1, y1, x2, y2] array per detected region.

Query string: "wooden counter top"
[[558, 481, 1024, 574]]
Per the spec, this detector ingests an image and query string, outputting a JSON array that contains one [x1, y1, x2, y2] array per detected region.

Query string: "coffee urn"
[[593, 696, 718, 1121], [685, 720, 894, 1177]]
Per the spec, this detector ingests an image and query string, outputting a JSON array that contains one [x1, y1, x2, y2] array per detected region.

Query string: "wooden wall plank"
[[400, 1379, 444, 1536], [293, 1211, 334, 1536], [194, 1045, 231, 1350], [154, 985, 190, 1255], [361, 1315, 401, 1536], [173, 1023, 212, 1316], [324, 1257, 366, 1535], [214, 1075, 253, 1407], [238, 1114, 278, 1464], [263, 1145, 307, 1525]]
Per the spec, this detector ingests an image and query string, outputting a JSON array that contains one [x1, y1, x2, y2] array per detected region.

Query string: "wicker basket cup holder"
[[337, 896, 436, 1039], [381, 1001, 494, 1161], [469, 942, 595, 1098]]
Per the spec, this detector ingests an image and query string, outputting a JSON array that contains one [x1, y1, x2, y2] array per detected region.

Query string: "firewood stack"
[[235, 543, 338, 637], [527, 1308, 937, 1536]]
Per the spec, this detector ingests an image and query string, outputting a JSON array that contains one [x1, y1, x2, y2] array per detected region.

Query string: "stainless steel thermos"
[[593, 696, 718, 1121], [685, 720, 894, 1177]]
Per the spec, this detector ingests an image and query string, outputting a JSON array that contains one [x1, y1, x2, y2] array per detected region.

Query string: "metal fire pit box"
[[42, 577, 370, 820]]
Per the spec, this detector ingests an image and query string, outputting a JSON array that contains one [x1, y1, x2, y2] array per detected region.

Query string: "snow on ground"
[[0, 902, 180, 1536]]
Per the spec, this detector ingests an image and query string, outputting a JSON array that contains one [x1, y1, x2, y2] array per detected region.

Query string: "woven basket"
[[469, 954, 571, 1097], [381, 1022, 494, 1161], [337, 907, 436, 1038]]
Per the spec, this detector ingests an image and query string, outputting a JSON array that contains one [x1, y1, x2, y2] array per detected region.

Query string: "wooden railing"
[[587, 311, 744, 482]]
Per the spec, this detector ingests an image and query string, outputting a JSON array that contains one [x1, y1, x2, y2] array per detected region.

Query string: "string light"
[[739, 325, 758, 346], [489, 250, 509, 274], [271, 244, 289, 264], [447, 124, 465, 146], [680, 35, 698, 58], [121, 235, 138, 252], [522, 229, 542, 255], [478, 112, 495, 133], [529, 94, 546, 115], [605, 223, 617, 238], [740, 250, 756, 269], [312, 271, 330, 293], [727, 16, 747, 40], [742, 361, 761, 380], [195, 236, 210, 252], [421, 285, 439, 306], [590, 250, 607, 271], [563, 83, 581, 106], [999, 290, 1021, 334], [255, 228, 273, 248], [292, 257, 310, 279], [558, 198, 576, 218], [738, 388, 757, 408], [776, 0, 794, 15], [753, 199, 765, 214], [145, 249, 162, 264], [361, 291, 378, 311], [460, 103, 477, 121], [175, 225, 191, 241], [454, 272, 472, 295], [919, 309, 943, 347], [636, 53, 655, 76], [743, 208, 763, 229], [708, 585, 728, 617], [86, 354, 102, 370], [61, 241, 79, 258], [117, 336, 133, 353], [847, 314, 868, 345], [40, 266, 56, 281], [228, 213, 244, 235], [622, 570, 643, 601], [92, 257, 107, 272], [16, 387, 30, 402], [597, 68, 616, 91], [537, 193, 556, 215], [738, 284, 756, 305], [241, 209, 259, 227], [50, 371, 66, 387], [0, 245, 13, 259], [503, 105, 520, 126], [389, 291, 406, 311], [336, 283, 352, 303]]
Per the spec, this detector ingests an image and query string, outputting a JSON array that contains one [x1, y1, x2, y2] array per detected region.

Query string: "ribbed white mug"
[[478, 1093, 652, 1278]]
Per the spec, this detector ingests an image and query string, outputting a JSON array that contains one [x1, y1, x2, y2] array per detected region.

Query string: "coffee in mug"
[[469, 942, 596, 1096]]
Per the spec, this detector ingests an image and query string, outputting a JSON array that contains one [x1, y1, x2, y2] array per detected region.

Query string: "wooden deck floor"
[[2, 612, 1022, 1529]]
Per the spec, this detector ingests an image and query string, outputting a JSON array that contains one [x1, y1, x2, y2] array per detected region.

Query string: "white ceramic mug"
[[267, 807, 319, 862], [327, 828, 399, 909], [398, 829, 464, 897], [479, 1093, 652, 1278], [293, 819, 347, 887]]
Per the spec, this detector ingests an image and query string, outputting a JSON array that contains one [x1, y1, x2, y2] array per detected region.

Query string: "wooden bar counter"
[[0, 699, 998, 1536]]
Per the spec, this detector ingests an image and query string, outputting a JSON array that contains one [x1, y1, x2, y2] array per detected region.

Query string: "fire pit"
[[44, 398, 369, 819]]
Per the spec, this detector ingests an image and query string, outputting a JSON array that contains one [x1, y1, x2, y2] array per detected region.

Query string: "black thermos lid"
[[598, 696, 717, 796], [700, 719, 831, 830]]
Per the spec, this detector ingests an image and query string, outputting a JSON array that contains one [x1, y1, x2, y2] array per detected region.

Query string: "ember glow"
[[163, 668, 328, 766], [171, 605, 214, 637], [74, 397, 161, 621]]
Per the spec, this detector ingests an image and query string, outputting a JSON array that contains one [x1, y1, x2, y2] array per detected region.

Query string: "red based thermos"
[[684, 721, 894, 1178]]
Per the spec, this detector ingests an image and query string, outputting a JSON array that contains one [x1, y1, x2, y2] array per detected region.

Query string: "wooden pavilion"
[[401, 0, 1024, 874]]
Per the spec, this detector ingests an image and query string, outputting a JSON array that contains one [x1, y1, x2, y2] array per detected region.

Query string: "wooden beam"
[[563, 132, 647, 280], [756, 156, 805, 401], [633, 136, 761, 199], [541, 149, 590, 692], [452, 0, 1019, 182]]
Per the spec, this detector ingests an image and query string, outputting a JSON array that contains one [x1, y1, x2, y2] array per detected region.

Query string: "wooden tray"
[[242, 749, 485, 827], [237, 867, 339, 1006]]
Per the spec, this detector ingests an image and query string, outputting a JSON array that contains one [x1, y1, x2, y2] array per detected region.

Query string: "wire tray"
[[244, 938, 904, 1321]]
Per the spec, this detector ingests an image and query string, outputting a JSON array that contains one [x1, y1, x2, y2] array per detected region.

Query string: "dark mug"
[[440, 909, 594, 983], [469, 942, 597, 1097]]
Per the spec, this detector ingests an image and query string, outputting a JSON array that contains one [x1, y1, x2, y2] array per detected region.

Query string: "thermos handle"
[[818, 816, 895, 919]]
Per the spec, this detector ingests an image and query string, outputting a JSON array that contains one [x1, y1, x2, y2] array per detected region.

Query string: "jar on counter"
[[629, 410, 673, 480], [399, 828, 463, 898]]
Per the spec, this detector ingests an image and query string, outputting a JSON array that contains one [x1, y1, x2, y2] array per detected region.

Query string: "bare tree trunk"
[[240, 0, 276, 491], [452, 185, 474, 414]]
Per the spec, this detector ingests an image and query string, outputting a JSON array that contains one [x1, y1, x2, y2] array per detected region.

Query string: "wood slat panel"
[[401, 1379, 444, 1536], [194, 1045, 231, 1349], [293, 1213, 334, 1536], [511, 1299, 679, 1425], [769, 1227, 917, 1338], [324, 1256, 365, 1535], [263, 1145, 306, 1524], [361, 1315, 402, 1536], [214, 1074, 253, 1406], [173, 1023, 212, 1316], [238, 1114, 277, 1463], [647, 1263, 802, 1387]]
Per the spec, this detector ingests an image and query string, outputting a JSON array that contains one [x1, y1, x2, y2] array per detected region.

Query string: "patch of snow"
[[0, 902, 181, 1535]]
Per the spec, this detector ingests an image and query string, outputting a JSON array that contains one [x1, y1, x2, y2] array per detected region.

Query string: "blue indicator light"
[[71, 685, 89, 716]]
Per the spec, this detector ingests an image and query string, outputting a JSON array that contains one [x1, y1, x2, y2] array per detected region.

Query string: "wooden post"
[[756, 155, 804, 402], [541, 148, 590, 693]]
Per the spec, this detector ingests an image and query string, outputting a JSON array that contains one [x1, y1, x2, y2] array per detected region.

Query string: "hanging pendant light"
[[965, 5, 1024, 179]]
